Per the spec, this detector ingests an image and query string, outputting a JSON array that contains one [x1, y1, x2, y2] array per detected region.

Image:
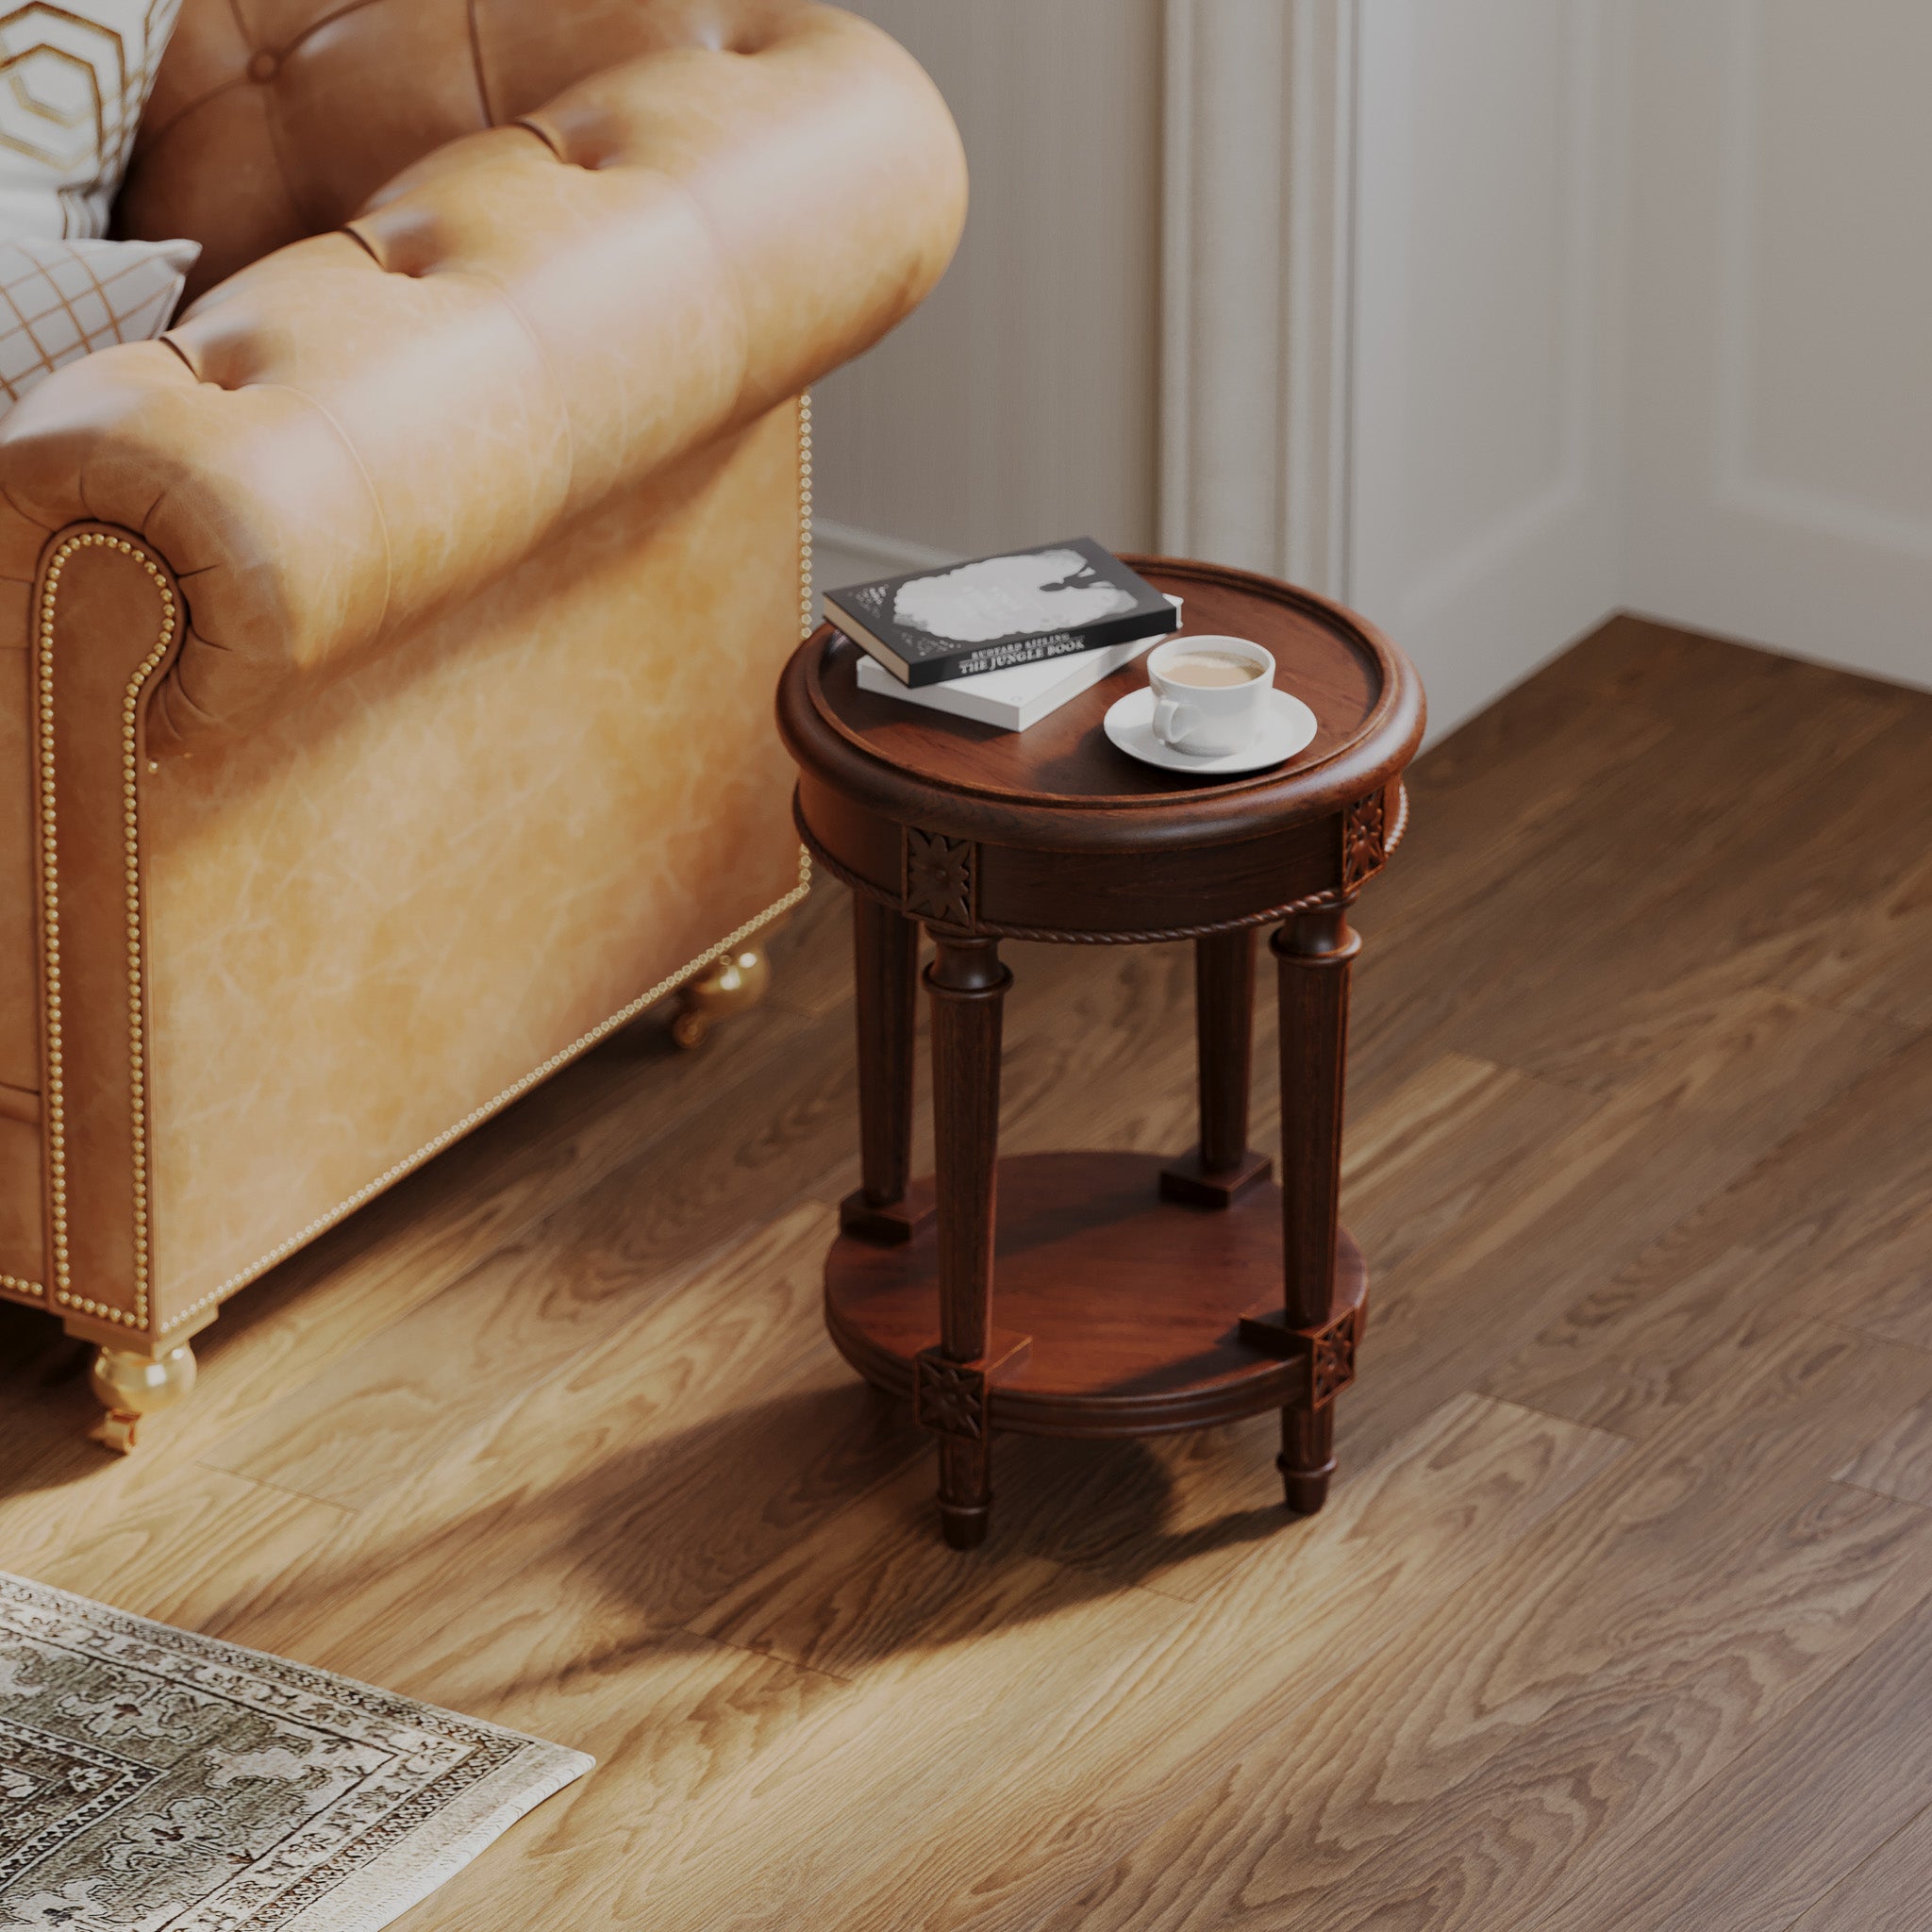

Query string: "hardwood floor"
[[4, 615, 1930, 1929]]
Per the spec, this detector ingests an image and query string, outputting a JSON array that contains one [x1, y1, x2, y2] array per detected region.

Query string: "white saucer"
[[1103, 685, 1319, 776]]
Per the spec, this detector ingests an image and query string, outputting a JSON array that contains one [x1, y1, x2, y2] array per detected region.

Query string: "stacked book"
[[824, 537, 1179, 731]]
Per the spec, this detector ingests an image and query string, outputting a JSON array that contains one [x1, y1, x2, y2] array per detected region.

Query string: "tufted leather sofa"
[[0, 0, 965, 1438]]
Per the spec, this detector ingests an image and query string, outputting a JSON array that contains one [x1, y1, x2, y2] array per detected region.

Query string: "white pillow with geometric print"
[[0, 0, 186, 240], [0, 235, 197, 416]]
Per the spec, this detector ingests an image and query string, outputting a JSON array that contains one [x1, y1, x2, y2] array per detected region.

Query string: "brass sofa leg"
[[89, 1341, 198, 1454], [672, 937, 778, 1049]]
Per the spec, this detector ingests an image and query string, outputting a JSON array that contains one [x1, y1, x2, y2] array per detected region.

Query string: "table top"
[[778, 555, 1424, 856]]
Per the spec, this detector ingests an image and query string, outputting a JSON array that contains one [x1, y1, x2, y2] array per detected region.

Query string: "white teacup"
[[1147, 636, 1275, 757]]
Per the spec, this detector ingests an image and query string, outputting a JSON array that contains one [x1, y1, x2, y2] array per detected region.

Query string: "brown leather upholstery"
[[0, 0, 964, 1350], [0, 645, 33, 1099], [11, 3, 963, 756], [122, 0, 824, 293]]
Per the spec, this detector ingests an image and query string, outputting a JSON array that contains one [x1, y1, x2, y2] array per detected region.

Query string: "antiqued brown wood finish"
[[921, 935, 1013, 1546], [826, 1152, 1370, 1436], [1160, 929, 1273, 1208], [840, 896, 927, 1244], [782, 556, 1424, 1542]]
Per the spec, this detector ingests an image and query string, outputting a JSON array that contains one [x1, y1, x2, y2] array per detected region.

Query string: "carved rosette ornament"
[[1341, 792, 1388, 892], [1309, 1305, 1360, 1407], [903, 826, 976, 926], [915, 1349, 990, 1441], [1236, 1295, 1365, 1408]]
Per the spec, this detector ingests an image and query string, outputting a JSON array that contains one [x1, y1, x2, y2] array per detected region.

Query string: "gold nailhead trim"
[[0, 1272, 43, 1298], [35, 529, 176, 1331], [798, 389, 815, 644]]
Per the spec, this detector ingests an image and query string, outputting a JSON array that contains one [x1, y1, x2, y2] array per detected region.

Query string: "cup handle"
[[1154, 696, 1198, 748]]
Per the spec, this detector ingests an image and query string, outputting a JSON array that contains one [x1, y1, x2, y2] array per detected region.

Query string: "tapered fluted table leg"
[[1197, 929, 1255, 1174], [841, 896, 927, 1242], [917, 934, 1016, 1549], [1163, 929, 1272, 1207], [1274, 908, 1361, 1513], [1279, 1401, 1337, 1516]]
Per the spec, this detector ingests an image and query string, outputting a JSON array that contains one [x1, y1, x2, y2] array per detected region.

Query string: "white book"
[[853, 597, 1182, 731]]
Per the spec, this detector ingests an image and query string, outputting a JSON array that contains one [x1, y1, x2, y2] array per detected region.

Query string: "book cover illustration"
[[827, 538, 1174, 686]]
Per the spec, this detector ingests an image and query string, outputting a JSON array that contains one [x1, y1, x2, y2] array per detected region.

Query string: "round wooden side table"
[[777, 556, 1424, 1548]]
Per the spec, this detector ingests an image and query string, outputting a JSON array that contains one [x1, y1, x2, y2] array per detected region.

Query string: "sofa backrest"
[[117, 0, 804, 296]]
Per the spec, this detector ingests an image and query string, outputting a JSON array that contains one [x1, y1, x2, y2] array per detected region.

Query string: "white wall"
[[1623, 0, 1932, 693], [1351, 0, 1932, 718], [820, 0, 1635, 744], [811, 0, 1164, 584], [1347, 0, 1627, 740], [816, 0, 1932, 731]]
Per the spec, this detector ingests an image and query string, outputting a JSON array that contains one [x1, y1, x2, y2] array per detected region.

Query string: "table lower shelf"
[[824, 1150, 1366, 1439]]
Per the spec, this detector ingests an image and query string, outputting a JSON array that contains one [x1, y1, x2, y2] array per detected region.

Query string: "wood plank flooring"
[[4, 614, 1930, 1930]]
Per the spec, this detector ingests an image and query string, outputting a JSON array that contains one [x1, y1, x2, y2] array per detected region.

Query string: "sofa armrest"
[[0, 4, 964, 755]]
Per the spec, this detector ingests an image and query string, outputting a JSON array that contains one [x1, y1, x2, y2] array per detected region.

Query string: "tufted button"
[[246, 49, 278, 83]]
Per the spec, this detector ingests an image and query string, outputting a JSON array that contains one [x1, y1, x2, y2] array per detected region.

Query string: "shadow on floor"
[[192, 1373, 1304, 1687]]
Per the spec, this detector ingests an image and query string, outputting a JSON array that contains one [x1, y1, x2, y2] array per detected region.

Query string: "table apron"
[[795, 776, 1402, 941]]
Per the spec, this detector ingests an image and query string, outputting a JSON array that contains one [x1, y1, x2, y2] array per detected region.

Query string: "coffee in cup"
[[1159, 649, 1267, 689], [1146, 635, 1274, 756]]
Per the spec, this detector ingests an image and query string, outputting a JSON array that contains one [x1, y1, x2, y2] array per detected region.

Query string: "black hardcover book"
[[824, 537, 1175, 687]]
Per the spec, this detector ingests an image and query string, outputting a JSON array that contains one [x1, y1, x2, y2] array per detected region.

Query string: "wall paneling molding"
[[1159, 0, 1358, 599], [1625, 0, 1932, 692]]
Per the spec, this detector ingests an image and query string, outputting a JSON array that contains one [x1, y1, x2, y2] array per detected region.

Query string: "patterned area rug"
[[0, 1572, 591, 1930]]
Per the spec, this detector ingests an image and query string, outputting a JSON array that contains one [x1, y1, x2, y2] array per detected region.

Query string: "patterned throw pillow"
[[0, 235, 197, 415], [0, 0, 186, 239]]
